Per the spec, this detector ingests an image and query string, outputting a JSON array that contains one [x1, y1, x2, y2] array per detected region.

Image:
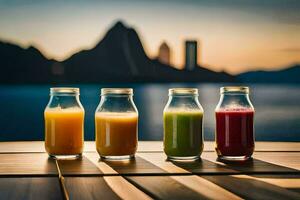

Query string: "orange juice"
[[44, 108, 84, 156], [95, 112, 138, 157]]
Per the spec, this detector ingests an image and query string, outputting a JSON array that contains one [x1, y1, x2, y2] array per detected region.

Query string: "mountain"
[[0, 21, 298, 84], [62, 21, 235, 83], [0, 21, 235, 83], [237, 64, 300, 83], [0, 41, 54, 83]]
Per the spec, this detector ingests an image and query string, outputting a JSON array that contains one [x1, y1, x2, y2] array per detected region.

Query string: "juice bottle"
[[215, 86, 255, 161], [163, 88, 204, 160], [44, 88, 84, 159], [95, 88, 138, 160]]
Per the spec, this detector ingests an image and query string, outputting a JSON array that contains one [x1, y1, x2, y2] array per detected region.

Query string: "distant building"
[[158, 41, 171, 65], [185, 40, 198, 71]]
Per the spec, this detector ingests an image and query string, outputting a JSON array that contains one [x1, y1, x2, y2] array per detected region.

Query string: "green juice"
[[163, 110, 203, 159]]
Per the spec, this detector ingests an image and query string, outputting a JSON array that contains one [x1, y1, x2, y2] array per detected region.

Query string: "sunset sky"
[[0, 0, 299, 74]]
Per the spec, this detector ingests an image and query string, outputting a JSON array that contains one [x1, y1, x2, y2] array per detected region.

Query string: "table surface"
[[0, 141, 299, 200]]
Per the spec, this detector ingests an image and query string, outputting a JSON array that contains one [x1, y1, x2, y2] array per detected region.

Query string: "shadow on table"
[[168, 158, 236, 174], [56, 156, 103, 176], [100, 156, 167, 175], [217, 158, 300, 177], [168, 158, 300, 198], [201, 175, 300, 199], [169, 158, 300, 176]]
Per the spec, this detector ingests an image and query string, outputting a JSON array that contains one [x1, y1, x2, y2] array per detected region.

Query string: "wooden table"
[[0, 141, 299, 200]]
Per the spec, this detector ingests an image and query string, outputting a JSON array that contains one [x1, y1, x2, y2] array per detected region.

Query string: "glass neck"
[[170, 94, 197, 98], [221, 93, 249, 99], [51, 94, 79, 100], [48, 95, 81, 109], [98, 94, 136, 113], [166, 94, 202, 111], [217, 93, 253, 110], [169, 95, 198, 104], [102, 94, 132, 100]]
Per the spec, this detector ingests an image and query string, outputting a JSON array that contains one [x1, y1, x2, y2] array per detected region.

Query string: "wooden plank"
[[0, 141, 299, 153], [0, 153, 57, 176], [103, 177, 153, 199], [0, 141, 45, 153], [200, 142, 300, 152], [137, 153, 190, 174], [289, 188, 300, 194], [217, 158, 299, 174], [252, 142, 300, 152], [138, 152, 236, 174], [56, 155, 103, 176], [0, 152, 297, 177], [0, 141, 97, 153], [102, 156, 166, 175], [167, 175, 241, 199], [59, 157, 152, 199], [255, 174, 300, 192], [202, 152, 300, 173], [86, 152, 300, 175], [84, 152, 118, 175], [234, 174, 300, 193], [202, 175, 300, 200], [125, 176, 241, 200], [253, 152, 300, 170], [139, 152, 300, 175], [85, 152, 167, 175], [0, 177, 63, 200], [63, 177, 121, 200], [135, 141, 300, 152]]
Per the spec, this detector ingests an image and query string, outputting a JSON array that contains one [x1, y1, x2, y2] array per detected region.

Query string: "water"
[[0, 83, 299, 141]]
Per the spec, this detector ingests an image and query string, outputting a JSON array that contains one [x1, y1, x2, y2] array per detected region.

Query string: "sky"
[[0, 0, 299, 74]]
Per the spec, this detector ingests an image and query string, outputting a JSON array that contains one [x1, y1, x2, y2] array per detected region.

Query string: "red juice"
[[215, 108, 254, 159]]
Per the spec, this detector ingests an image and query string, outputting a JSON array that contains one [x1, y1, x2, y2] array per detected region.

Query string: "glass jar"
[[44, 88, 84, 159], [215, 86, 255, 161], [163, 88, 204, 161], [95, 88, 138, 160]]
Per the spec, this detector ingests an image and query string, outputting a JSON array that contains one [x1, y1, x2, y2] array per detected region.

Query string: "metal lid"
[[101, 88, 133, 95], [220, 86, 249, 94], [169, 88, 198, 95], [50, 87, 79, 95]]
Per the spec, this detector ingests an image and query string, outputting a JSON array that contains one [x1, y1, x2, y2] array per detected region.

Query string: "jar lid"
[[169, 88, 198, 95], [50, 87, 79, 95], [220, 86, 249, 94], [101, 88, 133, 95]]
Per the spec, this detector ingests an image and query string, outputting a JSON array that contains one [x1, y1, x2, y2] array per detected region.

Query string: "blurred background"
[[0, 0, 299, 141]]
